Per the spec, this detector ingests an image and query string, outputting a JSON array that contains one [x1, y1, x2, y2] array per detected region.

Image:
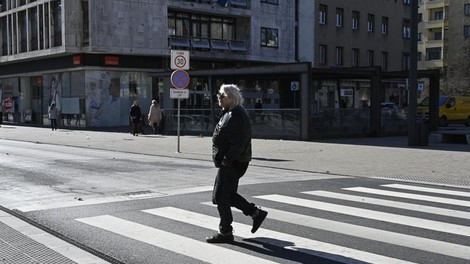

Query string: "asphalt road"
[[1, 140, 470, 263]]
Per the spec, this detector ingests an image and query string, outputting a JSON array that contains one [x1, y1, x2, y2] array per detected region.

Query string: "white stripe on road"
[[145, 207, 417, 264], [345, 187, 470, 208], [303, 190, 470, 220], [233, 205, 470, 260], [382, 184, 470, 198], [255, 194, 470, 237], [76, 215, 278, 264]]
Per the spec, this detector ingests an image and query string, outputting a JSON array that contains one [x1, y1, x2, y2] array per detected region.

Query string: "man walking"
[[206, 84, 268, 244]]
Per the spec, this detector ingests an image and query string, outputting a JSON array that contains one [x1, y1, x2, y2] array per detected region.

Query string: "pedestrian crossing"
[[76, 182, 470, 264]]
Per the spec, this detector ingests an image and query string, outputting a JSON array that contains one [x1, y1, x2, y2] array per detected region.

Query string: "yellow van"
[[418, 96, 470, 126]]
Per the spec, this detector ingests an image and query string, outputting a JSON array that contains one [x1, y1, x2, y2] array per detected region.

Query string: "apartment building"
[[0, 0, 418, 139], [418, 0, 470, 96], [299, 0, 413, 113]]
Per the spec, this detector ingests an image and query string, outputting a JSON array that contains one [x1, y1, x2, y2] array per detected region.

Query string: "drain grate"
[[0, 222, 77, 264], [377, 174, 470, 188]]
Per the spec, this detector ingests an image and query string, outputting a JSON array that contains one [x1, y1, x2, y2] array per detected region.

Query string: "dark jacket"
[[212, 105, 252, 167], [130, 105, 142, 124]]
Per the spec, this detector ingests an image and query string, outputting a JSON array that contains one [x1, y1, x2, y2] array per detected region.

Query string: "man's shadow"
[[228, 237, 370, 264]]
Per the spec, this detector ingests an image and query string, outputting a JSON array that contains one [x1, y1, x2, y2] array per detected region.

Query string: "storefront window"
[[0, 78, 20, 123], [85, 71, 152, 127]]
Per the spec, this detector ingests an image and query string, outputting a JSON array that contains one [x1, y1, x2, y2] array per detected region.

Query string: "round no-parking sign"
[[171, 70, 190, 89]]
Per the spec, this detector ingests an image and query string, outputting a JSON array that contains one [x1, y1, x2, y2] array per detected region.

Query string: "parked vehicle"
[[381, 102, 407, 120], [417, 96, 470, 126]]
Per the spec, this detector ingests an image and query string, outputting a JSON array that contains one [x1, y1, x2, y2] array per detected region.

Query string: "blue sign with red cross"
[[171, 70, 190, 89]]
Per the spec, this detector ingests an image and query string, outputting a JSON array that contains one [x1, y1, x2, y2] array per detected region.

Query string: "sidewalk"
[[0, 125, 469, 263], [1, 125, 469, 185]]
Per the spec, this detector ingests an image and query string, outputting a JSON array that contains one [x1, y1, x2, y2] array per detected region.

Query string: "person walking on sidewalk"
[[48, 103, 58, 130], [129, 100, 142, 136], [147, 100, 163, 135], [206, 84, 268, 244]]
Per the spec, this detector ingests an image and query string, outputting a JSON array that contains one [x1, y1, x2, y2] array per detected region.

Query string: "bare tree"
[[443, 54, 470, 96]]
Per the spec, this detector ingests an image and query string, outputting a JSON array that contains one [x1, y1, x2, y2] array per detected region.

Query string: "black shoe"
[[251, 208, 268, 233], [205, 233, 234, 243]]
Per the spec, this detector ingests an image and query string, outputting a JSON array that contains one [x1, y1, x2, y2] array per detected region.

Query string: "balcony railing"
[[169, 35, 247, 52]]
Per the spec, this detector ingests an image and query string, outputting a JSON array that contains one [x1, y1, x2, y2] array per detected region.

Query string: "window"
[[465, 4, 470, 16], [319, 4, 327, 25], [381, 52, 388, 70], [464, 25, 470, 37], [51, 0, 62, 47], [418, 52, 422, 61], [418, 13, 423, 22], [417, 32, 422, 41], [426, 47, 441, 60], [381, 17, 388, 34], [434, 11, 443, 20], [402, 52, 410, 70], [168, 11, 235, 40], [403, 0, 410, 5], [82, 0, 89, 46], [336, 8, 344, 27], [352, 11, 360, 30], [335, 46, 343, 66], [319, 44, 327, 65], [261, 0, 278, 4], [352, 48, 359, 67], [261, 27, 278, 48], [367, 14, 374, 32], [434, 31, 442, 40], [367, 50, 374, 66], [403, 19, 410, 38]]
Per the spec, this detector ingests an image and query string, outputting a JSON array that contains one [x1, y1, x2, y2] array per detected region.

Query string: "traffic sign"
[[171, 50, 190, 70], [170, 88, 189, 99], [171, 70, 190, 89]]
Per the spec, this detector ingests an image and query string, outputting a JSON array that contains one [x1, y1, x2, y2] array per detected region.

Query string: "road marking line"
[[345, 187, 470, 207], [255, 194, 470, 237], [303, 190, 470, 220], [382, 184, 470, 198], [145, 207, 417, 264], [231, 204, 470, 260], [76, 215, 278, 264]]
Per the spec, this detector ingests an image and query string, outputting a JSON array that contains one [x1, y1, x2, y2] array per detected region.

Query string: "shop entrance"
[[30, 82, 44, 125]]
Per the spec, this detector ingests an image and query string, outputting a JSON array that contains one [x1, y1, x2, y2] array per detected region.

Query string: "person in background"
[[148, 100, 163, 135], [0, 102, 3, 126], [48, 103, 58, 130], [129, 100, 142, 136], [206, 84, 268, 244]]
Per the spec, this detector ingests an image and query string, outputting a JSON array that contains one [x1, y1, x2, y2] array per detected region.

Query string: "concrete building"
[[418, 0, 470, 96], [0, 0, 421, 140]]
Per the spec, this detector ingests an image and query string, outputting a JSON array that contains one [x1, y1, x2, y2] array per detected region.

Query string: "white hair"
[[219, 84, 243, 107]]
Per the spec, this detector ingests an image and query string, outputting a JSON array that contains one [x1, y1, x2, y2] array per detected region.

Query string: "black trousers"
[[50, 119, 57, 129], [212, 161, 256, 234]]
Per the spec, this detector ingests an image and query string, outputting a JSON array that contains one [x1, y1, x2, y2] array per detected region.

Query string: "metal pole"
[[408, 0, 418, 146], [177, 99, 181, 153]]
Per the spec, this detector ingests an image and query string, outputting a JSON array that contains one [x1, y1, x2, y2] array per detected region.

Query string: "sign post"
[[170, 52, 191, 152]]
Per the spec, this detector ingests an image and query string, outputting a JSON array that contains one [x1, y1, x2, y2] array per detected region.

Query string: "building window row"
[[320, 4, 423, 40], [0, 0, 62, 56], [180, 0, 248, 8], [168, 10, 247, 51], [320, 45, 392, 70]]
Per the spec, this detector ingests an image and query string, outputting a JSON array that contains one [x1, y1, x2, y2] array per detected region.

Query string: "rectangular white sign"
[[170, 88, 189, 99]]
